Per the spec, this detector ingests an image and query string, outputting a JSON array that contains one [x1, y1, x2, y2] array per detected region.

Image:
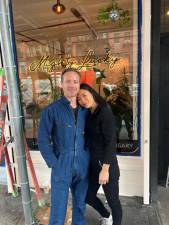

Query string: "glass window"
[[15, 0, 141, 156]]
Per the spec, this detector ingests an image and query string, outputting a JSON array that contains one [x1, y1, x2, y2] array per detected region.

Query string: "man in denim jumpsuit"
[[37, 68, 89, 225]]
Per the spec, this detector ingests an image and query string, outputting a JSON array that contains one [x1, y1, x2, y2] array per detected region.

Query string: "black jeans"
[[86, 161, 122, 225]]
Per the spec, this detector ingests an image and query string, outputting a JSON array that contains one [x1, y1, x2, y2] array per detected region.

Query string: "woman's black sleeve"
[[100, 105, 117, 164]]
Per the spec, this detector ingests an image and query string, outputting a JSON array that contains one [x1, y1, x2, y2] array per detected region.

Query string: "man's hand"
[[99, 164, 110, 185]]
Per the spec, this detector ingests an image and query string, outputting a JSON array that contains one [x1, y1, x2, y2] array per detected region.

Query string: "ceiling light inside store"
[[167, 10, 169, 16], [52, 0, 66, 14], [109, 10, 120, 21]]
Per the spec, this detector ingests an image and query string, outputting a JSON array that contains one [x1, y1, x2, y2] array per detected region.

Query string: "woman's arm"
[[100, 105, 117, 164]]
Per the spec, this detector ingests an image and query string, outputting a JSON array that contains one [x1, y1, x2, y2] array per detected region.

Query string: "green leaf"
[[100, 71, 106, 78], [96, 77, 103, 84], [93, 67, 101, 72], [103, 87, 111, 97], [0, 68, 5, 76]]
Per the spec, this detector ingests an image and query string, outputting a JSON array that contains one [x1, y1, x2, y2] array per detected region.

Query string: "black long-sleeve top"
[[85, 103, 118, 165]]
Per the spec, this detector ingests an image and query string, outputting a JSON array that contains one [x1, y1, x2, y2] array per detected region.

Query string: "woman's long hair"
[[80, 83, 107, 107]]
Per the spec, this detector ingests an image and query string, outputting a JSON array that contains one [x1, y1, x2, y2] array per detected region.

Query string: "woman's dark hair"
[[80, 83, 107, 107]]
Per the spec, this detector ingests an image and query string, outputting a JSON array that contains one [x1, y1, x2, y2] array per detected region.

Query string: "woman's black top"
[[85, 103, 119, 169]]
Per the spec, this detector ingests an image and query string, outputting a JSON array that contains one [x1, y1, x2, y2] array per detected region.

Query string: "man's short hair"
[[61, 68, 81, 82]]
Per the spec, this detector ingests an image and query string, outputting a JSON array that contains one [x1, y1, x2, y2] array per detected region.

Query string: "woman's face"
[[78, 89, 95, 108]]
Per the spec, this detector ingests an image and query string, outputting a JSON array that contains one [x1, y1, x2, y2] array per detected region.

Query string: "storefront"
[[1, 0, 154, 204]]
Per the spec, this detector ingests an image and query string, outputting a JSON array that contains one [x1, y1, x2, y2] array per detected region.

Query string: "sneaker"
[[100, 214, 113, 225]]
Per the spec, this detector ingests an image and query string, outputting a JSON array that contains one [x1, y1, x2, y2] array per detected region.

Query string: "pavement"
[[1, 184, 168, 225], [157, 185, 169, 225]]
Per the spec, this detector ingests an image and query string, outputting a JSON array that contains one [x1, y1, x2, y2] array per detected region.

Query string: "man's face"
[[61, 71, 80, 98]]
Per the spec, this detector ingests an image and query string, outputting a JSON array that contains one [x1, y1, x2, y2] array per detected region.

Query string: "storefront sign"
[[26, 138, 139, 156], [29, 50, 121, 72], [116, 140, 139, 156]]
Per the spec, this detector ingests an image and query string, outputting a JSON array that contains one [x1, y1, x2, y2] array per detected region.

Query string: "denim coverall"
[[37, 96, 89, 225]]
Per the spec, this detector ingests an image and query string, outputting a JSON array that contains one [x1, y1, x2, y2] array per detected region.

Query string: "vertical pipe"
[[142, 0, 151, 204], [0, 0, 34, 224]]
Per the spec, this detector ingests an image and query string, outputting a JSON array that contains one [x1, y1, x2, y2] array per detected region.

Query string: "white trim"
[[142, 0, 151, 204]]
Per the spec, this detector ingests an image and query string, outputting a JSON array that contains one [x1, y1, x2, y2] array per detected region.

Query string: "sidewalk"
[[0, 184, 164, 225], [157, 185, 169, 225]]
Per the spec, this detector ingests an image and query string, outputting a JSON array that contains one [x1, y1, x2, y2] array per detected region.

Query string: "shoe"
[[100, 214, 113, 225]]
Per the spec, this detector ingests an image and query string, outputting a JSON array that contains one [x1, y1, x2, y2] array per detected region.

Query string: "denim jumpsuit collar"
[[61, 96, 71, 105], [61, 95, 82, 111]]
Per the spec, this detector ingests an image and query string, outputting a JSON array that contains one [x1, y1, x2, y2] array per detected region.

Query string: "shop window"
[[15, 0, 141, 156]]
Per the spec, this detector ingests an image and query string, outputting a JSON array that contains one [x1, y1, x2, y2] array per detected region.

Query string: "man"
[[37, 68, 89, 225]]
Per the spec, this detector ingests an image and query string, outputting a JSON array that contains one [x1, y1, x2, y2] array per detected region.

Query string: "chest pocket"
[[54, 121, 74, 145]]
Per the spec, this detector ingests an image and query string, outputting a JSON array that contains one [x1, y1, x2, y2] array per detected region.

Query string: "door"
[[158, 33, 169, 183]]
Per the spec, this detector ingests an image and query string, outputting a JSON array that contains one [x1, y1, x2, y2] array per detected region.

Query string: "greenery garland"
[[97, 0, 131, 27]]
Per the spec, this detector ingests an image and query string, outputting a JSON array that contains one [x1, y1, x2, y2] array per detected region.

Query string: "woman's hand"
[[99, 164, 110, 185]]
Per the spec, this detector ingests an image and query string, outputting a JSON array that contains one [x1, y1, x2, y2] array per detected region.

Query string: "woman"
[[78, 83, 122, 225]]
